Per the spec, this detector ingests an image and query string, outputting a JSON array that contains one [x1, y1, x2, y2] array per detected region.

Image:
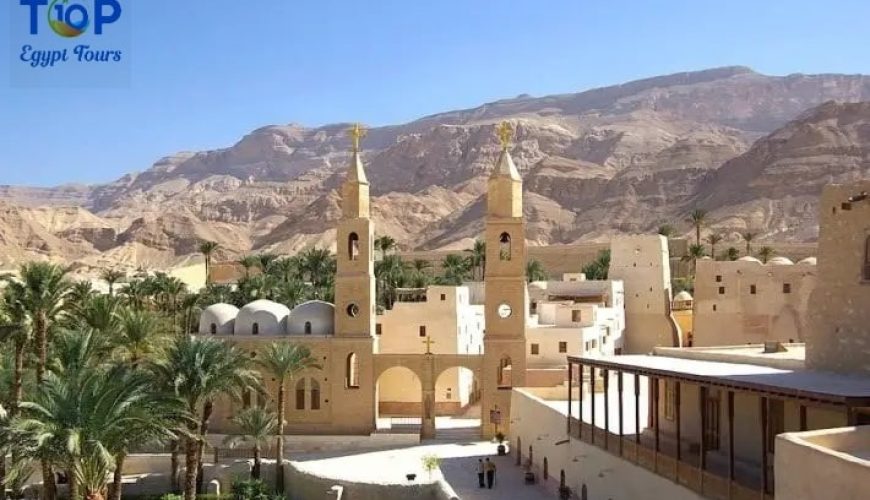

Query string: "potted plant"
[[495, 432, 506, 456], [559, 484, 572, 500]]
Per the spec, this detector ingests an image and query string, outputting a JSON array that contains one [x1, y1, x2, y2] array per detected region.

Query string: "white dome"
[[287, 300, 335, 336], [673, 291, 694, 302], [767, 256, 794, 266], [199, 303, 239, 335], [235, 300, 290, 336], [797, 257, 817, 265], [738, 256, 762, 263]]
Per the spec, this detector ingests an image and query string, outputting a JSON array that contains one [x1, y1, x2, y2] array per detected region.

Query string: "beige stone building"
[[693, 256, 816, 347], [672, 291, 694, 347]]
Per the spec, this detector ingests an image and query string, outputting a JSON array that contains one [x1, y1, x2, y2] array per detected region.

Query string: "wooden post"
[[675, 381, 682, 462], [653, 377, 660, 453], [635, 373, 641, 447], [567, 362, 573, 434], [603, 369, 610, 449], [728, 391, 735, 499], [618, 370, 624, 455], [578, 363, 584, 440], [761, 396, 769, 495], [590, 365, 596, 445], [799, 405, 807, 432]]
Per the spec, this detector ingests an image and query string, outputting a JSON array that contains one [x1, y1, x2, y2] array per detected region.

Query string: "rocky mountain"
[[1, 66, 869, 272]]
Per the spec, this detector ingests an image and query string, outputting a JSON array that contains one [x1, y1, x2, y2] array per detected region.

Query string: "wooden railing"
[[568, 417, 772, 500]]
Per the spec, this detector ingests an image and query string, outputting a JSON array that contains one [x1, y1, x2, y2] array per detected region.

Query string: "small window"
[[718, 286, 725, 295], [571, 310, 582, 322], [713, 304, 717, 312], [498, 356, 512, 387], [304, 321, 312, 335], [251, 323, 259, 335], [750, 284, 757, 295], [310, 379, 321, 410], [530, 343, 539, 355], [346, 353, 359, 389], [440, 294, 446, 301], [419, 325, 427, 337], [716, 275, 722, 283], [210, 323, 217, 335], [375, 323, 382, 335], [243, 391, 252, 409], [295, 379, 305, 410], [499, 232, 512, 261], [783, 283, 792, 294], [346, 304, 360, 317], [558, 341, 567, 353], [348, 232, 360, 261]]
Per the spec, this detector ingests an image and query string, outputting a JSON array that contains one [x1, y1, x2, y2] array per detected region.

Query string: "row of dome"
[[703, 256, 817, 266], [199, 299, 335, 336]]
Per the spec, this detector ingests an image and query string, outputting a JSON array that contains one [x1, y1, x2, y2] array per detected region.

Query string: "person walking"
[[485, 458, 496, 489], [477, 459, 485, 488]]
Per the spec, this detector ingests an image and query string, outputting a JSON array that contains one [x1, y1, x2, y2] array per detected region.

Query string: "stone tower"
[[330, 124, 377, 433], [481, 122, 528, 439]]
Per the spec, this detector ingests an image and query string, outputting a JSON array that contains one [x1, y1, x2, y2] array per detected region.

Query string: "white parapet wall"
[[775, 426, 870, 500]]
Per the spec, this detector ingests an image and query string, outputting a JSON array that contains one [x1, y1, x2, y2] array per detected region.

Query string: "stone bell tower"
[[481, 121, 528, 439], [330, 123, 377, 434]]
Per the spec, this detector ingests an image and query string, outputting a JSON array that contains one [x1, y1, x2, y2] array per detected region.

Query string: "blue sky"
[[1, 0, 868, 187]]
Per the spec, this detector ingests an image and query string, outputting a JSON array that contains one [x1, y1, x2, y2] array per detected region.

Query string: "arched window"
[[543, 457, 548, 480], [348, 232, 360, 261], [498, 356, 512, 387], [304, 321, 312, 335], [863, 235, 870, 281], [310, 379, 321, 410], [499, 232, 512, 261], [346, 353, 359, 388], [295, 378, 306, 410], [251, 322, 259, 335], [210, 323, 217, 335]]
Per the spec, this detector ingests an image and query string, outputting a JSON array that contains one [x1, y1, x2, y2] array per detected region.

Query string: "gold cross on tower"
[[496, 121, 514, 151], [422, 336, 436, 355], [348, 123, 367, 153]]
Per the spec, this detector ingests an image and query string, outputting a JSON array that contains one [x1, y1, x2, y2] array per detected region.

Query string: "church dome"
[[199, 303, 239, 335], [287, 300, 335, 336], [235, 300, 290, 336], [738, 256, 762, 263], [673, 291, 694, 302], [767, 256, 794, 266], [797, 257, 817, 265]]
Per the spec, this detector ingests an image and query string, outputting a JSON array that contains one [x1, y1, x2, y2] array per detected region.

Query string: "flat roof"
[[569, 354, 870, 406]]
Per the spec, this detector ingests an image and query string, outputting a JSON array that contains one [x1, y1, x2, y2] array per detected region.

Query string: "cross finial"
[[496, 121, 514, 151], [348, 123, 367, 153], [422, 336, 436, 355]]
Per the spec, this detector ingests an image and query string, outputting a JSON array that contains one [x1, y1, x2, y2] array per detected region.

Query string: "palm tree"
[[273, 280, 308, 309], [525, 259, 548, 282], [582, 250, 611, 280], [67, 281, 96, 310], [152, 336, 260, 500], [705, 234, 723, 261], [0, 287, 31, 420], [298, 248, 335, 290], [100, 269, 125, 297], [375, 255, 409, 310], [257, 343, 320, 491], [741, 231, 757, 256], [223, 408, 278, 480], [374, 236, 396, 260], [687, 209, 708, 244], [120, 279, 150, 310], [682, 243, 707, 277], [464, 239, 486, 280], [9, 363, 185, 500], [113, 308, 168, 366], [441, 254, 470, 285], [657, 224, 676, 238], [71, 294, 121, 335], [237, 255, 260, 279], [411, 259, 432, 274], [757, 246, 776, 263], [724, 247, 740, 261], [267, 257, 300, 283], [256, 254, 279, 273], [198, 241, 219, 285]]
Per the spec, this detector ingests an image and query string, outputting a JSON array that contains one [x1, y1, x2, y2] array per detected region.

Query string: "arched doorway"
[[434, 366, 481, 439], [375, 366, 422, 433]]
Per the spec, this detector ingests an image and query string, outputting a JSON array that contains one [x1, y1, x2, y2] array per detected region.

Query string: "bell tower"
[[334, 123, 376, 339], [330, 123, 377, 434], [481, 121, 528, 439]]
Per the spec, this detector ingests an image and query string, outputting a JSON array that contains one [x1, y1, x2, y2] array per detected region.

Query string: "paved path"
[[438, 445, 554, 500]]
